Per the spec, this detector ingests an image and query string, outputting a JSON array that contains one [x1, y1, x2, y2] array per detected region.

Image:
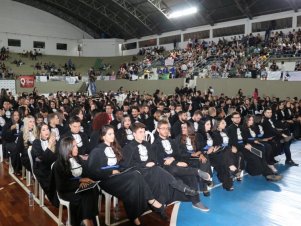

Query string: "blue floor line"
[[176, 141, 301, 226]]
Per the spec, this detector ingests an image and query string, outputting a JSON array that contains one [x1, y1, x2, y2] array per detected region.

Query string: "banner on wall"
[[20, 75, 35, 88], [267, 71, 301, 81], [287, 71, 301, 81], [267, 71, 281, 80]]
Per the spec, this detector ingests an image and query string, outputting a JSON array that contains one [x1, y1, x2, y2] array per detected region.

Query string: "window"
[[213, 25, 245, 38], [56, 43, 67, 50], [159, 35, 181, 45], [33, 41, 45, 49], [252, 17, 292, 32], [138, 39, 157, 48], [183, 30, 210, 41], [8, 39, 21, 47], [297, 16, 301, 27], [122, 42, 137, 50]]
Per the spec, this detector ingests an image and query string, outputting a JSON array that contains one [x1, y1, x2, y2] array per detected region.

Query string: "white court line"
[[9, 172, 59, 225], [170, 202, 180, 226], [8, 181, 16, 186]]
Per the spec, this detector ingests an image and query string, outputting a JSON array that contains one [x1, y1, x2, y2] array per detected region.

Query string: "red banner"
[[20, 75, 35, 88]]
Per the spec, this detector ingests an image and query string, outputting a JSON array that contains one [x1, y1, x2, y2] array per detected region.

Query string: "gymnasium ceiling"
[[13, 0, 301, 39]]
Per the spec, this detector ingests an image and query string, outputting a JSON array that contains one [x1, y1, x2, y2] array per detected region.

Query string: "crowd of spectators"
[[0, 47, 9, 61], [21, 49, 42, 60], [115, 29, 301, 80], [0, 47, 15, 79]]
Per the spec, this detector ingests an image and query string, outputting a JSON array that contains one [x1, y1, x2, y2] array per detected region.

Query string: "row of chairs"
[[4, 131, 155, 225]]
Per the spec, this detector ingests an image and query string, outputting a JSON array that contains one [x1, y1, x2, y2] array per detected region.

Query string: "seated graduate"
[[70, 107, 89, 135], [32, 123, 58, 203], [52, 136, 98, 226], [2, 110, 22, 174], [226, 111, 282, 181], [110, 109, 123, 131], [262, 107, 298, 166], [15, 115, 37, 172], [48, 113, 63, 141], [116, 115, 134, 147], [61, 116, 90, 155], [122, 122, 203, 215], [87, 125, 166, 225], [188, 110, 203, 133], [211, 119, 245, 190], [242, 115, 278, 174], [174, 121, 213, 195], [152, 120, 210, 211]]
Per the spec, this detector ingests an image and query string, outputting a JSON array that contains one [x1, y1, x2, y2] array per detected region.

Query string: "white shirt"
[[161, 140, 173, 155], [138, 144, 148, 161], [104, 147, 117, 166]]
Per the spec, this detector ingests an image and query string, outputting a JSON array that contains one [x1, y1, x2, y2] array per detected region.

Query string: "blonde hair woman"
[[15, 115, 38, 172]]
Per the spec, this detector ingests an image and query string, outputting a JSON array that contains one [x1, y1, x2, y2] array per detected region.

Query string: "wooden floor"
[[0, 161, 172, 226]]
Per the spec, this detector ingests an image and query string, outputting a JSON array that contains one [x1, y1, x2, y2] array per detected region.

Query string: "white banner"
[[36, 76, 48, 82], [267, 71, 281, 80], [66, 77, 78, 84], [287, 71, 301, 81], [267, 71, 301, 81]]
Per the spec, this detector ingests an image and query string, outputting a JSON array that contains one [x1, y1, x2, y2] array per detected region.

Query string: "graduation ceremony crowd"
[[0, 86, 300, 226]]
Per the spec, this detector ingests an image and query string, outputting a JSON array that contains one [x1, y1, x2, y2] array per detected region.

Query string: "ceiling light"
[[167, 7, 198, 19]]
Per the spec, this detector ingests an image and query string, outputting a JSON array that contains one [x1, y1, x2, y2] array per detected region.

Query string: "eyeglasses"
[[158, 127, 170, 130]]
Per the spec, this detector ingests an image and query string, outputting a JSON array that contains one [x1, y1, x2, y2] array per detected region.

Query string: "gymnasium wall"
[[14, 78, 301, 99]]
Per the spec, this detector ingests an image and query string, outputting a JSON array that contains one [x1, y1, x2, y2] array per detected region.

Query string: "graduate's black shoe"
[[192, 202, 210, 212], [203, 191, 210, 197], [285, 160, 299, 166], [207, 181, 214, 188], [225, 186, 234, 191], [150, 205, 169, 221]]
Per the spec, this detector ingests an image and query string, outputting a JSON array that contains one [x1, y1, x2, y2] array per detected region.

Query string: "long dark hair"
[[180, 121, 196, 151], [243, 114, 255, 129], [58, 136, 75, 174], [37, 122, 49, 139], [100, 125, 122, 161]]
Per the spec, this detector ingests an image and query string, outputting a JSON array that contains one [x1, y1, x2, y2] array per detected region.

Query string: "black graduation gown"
[[88, 130, 101, 153], [152, 137, 201, 196], [31, 139, 58, 203], [171, 120, 184, 138], [174, 133, 212, 176], [2, 120, 21, 159], [262, 117, 292, 160], [61, 131, 90, 155], [87, 143, 152, 221], [242, 126, 274, 165], [227, 124, 273, 176], [116, 128, 134, 147], [52, 159, 98, 226], [15, 132, 32, 172], [212, 130, 245, 171], [122, 140, 193, 205]]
